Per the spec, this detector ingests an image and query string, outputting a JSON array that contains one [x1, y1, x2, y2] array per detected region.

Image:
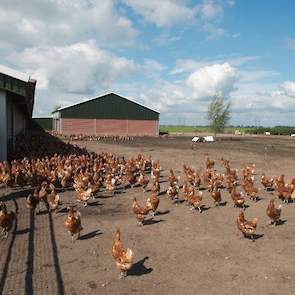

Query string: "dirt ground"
[[1, 135, 295, 295]]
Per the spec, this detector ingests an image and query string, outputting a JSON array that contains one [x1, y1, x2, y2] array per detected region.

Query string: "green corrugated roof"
[[53, 93, 159, 120]]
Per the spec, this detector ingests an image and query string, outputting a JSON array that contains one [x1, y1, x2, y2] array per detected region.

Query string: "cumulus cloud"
[[227, 0, 235, 7], [122, 0, 196, 27], [154, 32, 183, 47], [170, 55, 258, 75], [197, 0, 224, 20], [128, 63, 239, 113], [187, 63, 239, 99], [228, 78, 295, 123], [170, 59, 210, 75], [195, 0, 229, 39], [0, 0, 137, 52], [123, 0, 233, 39], [118, 79, 188, 113], [124, 79, 217, 125], [9, 41, 138, 94], [279, 81, 295, 98], [133, 60, 294, 126], [142, 59, 167, 76], [1, 0, 291, 126], [232, 32, 240, 38], [5, 40, 167, 116], [239, 69, 278, 83], [100, 56, 288, 126], [202, 23, 225, 39], [121, 62, 240, 122]]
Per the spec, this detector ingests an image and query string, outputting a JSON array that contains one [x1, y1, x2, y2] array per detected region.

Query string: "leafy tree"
[[207, 95, 231, 137]]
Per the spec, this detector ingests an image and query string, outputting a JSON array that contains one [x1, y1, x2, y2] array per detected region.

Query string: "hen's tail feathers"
[[124, 248, 134, 263]]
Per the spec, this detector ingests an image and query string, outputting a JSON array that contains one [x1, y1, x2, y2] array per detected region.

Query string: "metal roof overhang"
[[0, 72, 36, 117]]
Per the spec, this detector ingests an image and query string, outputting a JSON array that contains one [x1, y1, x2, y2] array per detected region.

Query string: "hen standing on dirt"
[[266, 199, 282, 225], [64, 206, 83, 242], [112, 228, 134, 279], [0, 201, 16, 239]]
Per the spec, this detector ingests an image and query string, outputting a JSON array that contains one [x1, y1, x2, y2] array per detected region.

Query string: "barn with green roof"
[[52, 93, 159, 136]]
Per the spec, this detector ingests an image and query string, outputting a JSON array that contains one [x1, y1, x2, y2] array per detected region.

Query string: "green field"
[[160, 125, 210, 133], [160, 125, 243, 133], [160, 125, 295, 135]]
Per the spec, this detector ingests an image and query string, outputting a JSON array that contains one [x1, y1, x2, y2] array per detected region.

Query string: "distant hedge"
[[159, 125, 295, 135], [244, 126, 295, 135]]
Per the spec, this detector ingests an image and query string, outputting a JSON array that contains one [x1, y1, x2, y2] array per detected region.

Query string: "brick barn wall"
[[127, 120, 157, 136], [95, 119, 126, 135], [61, 118, 158, 136], [62, 119, 95, 134]]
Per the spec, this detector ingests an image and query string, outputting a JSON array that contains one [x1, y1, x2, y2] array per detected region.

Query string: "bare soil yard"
[[1, 135, 295, 295]]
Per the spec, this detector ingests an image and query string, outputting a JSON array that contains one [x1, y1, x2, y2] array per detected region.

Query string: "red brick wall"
[[61, 119, 95, 134], [127, 120, 157, 136], [61, 119, 158, 136], [95, 119, 126, 134]]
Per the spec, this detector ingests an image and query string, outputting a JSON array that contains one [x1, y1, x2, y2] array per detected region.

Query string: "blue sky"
[[1, 0, 295, 126]]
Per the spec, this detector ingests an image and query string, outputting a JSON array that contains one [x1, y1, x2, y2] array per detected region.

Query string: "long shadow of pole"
[[48, 211, 65, 295], [0, 199, 19, 295], [25, 209, 35, 295]]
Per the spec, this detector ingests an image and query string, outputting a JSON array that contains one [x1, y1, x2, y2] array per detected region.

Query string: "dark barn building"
[[31, 117, 53, 131], [52, 93, 159, 136]]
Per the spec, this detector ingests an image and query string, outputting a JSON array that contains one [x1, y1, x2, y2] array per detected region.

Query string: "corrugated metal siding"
[[61, 118, 158, 136], [59, 93, 159, 120]]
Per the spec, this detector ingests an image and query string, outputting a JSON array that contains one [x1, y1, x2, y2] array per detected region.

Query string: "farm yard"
[[2, 2, 295, 295], [0, 133, 295, 295]]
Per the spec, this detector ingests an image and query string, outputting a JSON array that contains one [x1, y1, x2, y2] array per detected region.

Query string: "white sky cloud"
[[279, 81, 295, 98], [197, 0, 224, 20], [0, 0, 137, 51], [239, 69, 279, 83], [170, 55, 258, 75], [0, 0, 293, 126], [123, 0, 231, 39], [187, 62, 239, 99], [8, 41, 138, 93], [5, 40, 167, 116], [195, 0, 228, 40], [231, 32, 240, 38], [203, 23, 225, 39], [123, 0, 196, 27], [121, 62, 240, 114]]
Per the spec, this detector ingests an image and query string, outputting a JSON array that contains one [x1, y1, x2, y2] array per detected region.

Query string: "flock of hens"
[[51, 132, 135, 143], [0, 132, 295, 279]]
